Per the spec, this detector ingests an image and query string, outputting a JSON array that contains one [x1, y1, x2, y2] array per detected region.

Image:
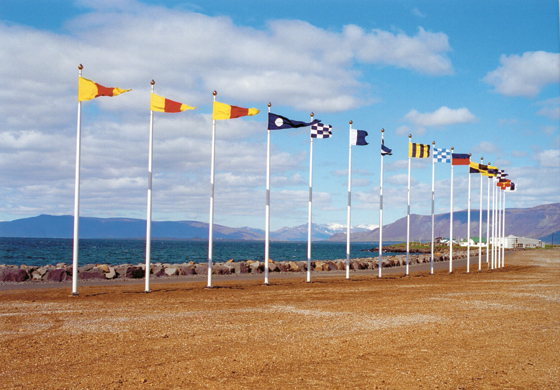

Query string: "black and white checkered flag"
[[311, 123, 332, 139]]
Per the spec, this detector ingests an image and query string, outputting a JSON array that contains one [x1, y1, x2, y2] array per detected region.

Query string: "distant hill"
[[327, 203, 560, 243], [1, 203, 557, 242], [0, 215, 261, 240], [0, 215, 368, 241]]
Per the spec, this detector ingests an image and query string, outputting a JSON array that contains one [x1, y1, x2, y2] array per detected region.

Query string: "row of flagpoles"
[[71, 66, 516, 294]]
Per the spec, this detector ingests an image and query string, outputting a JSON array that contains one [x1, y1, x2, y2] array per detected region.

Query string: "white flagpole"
[[264, 103, 272, 285], [207, 91, 217, 288], [346, 121, 353, 279], [378, 129, 385, 278], [307, 112, 314, 283], [486, 164, 490, 268], [491, 176, 496, 269], [449, 147, 454, 273], [497, 180, 501, 268], [467, 154, 472, 273], [72, 64, 83, 296], [502, 189, 506, 267], [478, 157, 483, 271], [406, 135, 411, 276], [430, 141, 435, 275], [145, 80, 155, 293]]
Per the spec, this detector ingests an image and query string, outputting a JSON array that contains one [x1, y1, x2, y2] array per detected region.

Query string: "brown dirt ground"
[[0, 250, 559, 390]]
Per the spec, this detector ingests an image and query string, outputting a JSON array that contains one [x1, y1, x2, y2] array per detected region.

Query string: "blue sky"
[[0, 0, 558, 231]]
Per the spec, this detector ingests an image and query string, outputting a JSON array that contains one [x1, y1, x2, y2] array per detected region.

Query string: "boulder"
[[126, 266, 145, 279], [105, 267, 117, 279], [0, 267, 29, 282], [213, 264, 231, 275], [275, 263, 287, 272], [288, 262, 300, 272], [165, 267, 179, 276], [176, 265, 196, 276], [55, 263, 67, 269], [45, 268, 68, 282], [225, 259, 235, 264], [195, 264, 208, 275], [79, 268, 105, 280], [335, 261, 345, 271], [229, 262, 248, 274], [267, 262, 279, 273], [96, 264, 110, 273], [249, 261, 263, 274]]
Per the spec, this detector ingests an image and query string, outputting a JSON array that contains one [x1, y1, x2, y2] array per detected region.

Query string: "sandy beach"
[[1, 249, 559, 389]]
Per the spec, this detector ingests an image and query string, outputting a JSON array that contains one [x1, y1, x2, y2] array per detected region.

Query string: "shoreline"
[[1, 250, 496, 290]]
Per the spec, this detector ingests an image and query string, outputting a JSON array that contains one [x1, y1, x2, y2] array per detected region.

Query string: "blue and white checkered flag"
[[433, 147, 451, 163], [311, 123, 332, 139]]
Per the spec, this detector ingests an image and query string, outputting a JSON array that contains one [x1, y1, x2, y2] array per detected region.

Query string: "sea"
[[0, 237, 400, 267]]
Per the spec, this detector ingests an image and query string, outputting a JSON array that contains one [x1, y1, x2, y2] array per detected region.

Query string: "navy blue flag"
[[268, 113, 320, 130], [351, 129, 368, 145], [381, 139, 392, 155], [311, 123, 332, 138]]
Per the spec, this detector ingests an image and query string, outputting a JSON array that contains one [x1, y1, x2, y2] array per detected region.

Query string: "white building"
[[490, 235, 545, 249]]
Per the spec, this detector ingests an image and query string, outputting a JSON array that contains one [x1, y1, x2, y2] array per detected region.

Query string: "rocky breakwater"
[[0, 251, 476, 284]]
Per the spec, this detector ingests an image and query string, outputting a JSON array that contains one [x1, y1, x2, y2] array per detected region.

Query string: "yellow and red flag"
[[150, 94, 195, 113], [78, 77, 131, 101], [213, 101, 259, 120]]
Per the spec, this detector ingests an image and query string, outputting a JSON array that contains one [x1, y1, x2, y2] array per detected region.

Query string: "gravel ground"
[[0, 250, 558, 389]]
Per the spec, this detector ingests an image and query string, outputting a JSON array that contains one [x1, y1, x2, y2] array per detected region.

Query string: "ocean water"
[[0, 237, 400, 267]]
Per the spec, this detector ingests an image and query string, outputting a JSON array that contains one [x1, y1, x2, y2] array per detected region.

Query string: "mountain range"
[[0, 203, 558, 242], [328, 203, 560, 243], [0, 215, 372, 241]]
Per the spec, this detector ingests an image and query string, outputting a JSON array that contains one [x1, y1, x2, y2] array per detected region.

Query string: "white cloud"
[[534, 149, 560, 167], [471, 141, 499, 155], [403, 106, 477, 127], [483, 51, 560, 98], [536, 97, 560, 120]]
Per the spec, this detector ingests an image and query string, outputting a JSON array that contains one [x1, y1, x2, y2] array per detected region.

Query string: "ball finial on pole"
[[408, 134, 412, 139], [151, 80, 155, 86], [349, 120, 353, 125], [213, 91, 217, 96], [268, 102, 271, 108], [78, 64, 83, 70], [381, 128, 385, 133], [310, 112, 314, 117]]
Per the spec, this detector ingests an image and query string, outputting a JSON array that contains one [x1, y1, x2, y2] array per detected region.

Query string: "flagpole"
[[307, 112, 314, 283], [346, 121, 353, 279], [491, 176, 496, 269], [502, 189, 506, 267], [145, 80, 155, 293], [264, 103, 272, 285], [478, 157, 483, 271], [378, 128, 385, 278], [72, 64, 83, 296], [467, 154, 472, 273], [497, 180, 501, 268], [449, 147, 454, 273], [406, 134, 411, 276], [207, 91, 217, 288], [486, 164, 491, 268], [430, 141, 435, 275]]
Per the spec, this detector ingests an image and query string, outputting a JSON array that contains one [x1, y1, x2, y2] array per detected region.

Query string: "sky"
[[0, 0, 558, 232]]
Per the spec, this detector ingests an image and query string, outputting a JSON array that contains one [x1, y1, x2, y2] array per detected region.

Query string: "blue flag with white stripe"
[[351, 129, 368, 145]]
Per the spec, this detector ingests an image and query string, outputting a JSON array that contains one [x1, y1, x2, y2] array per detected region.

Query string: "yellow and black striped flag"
[[408, 143, 430, 158]]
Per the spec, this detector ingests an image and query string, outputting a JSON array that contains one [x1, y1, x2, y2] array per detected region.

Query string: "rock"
[[229, 262, 248, 274], [275, 263, 287, 272], [165, 267, 179, 276], [213, 264, 231, 275], [105, 267, 117, 279], [0, 267, 29, 282], [268, 263, 279, 273], [126, 266, 145, 279], [79, 268, 105, 280], [296, 262, 308, 272], [96, 264, 110, 273], [55, 263, 67, 269], [31, 271, 43, 281], [226, 259, 235, 264], [288, 262, 300, 272], [45, 268, 68, 282], [195, 264, 207, 275], [335, 261, 345, 271], [176, 265, 196, 276], [249, 261, 263, 274]]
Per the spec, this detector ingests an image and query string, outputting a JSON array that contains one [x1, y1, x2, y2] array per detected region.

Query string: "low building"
[[490, 235, 545, 249], [459, 237, 487, 247]]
